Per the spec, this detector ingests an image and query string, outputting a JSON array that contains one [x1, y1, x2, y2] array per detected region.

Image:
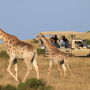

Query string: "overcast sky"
[[0, 0, 90, 40]]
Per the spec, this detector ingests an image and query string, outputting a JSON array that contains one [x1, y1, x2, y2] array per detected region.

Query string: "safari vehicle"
[[38, 31, 90, 56]]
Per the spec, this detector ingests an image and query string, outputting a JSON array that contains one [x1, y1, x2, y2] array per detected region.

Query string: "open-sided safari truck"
[[38, 31, 90, 56]]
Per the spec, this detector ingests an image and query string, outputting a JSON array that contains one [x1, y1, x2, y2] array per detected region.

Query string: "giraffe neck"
[[41, 36, 68, 56], [0, 29, 19, 45], [41, 36, 57, 52]]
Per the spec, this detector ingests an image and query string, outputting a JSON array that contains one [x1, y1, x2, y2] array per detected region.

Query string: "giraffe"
[[37, 33, 71, 77], [0, 29, 39, 83]]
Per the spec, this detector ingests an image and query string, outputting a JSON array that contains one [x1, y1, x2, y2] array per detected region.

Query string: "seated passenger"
[[60, 36, 69, 48], [50, 35, 60, 48], [75, 41, 84, 49]]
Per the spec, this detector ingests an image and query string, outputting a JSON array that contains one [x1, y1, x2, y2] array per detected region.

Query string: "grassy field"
[[0, 32, 90, 90], [0, 55, 90, 90]]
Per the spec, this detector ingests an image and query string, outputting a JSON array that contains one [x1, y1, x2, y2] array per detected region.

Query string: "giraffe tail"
[[31, 51, 37, 63]]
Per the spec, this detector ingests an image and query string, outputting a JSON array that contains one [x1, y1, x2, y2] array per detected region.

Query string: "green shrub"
[[2, 84, 16, 90], [26, 78, 45, 89], [17, 78, 52, 90], [0, 51, 9, 59], [37, 48, 45, 55], [17, 83, 27, 90], [0, 78, 52, 90], [38, 85, 52, 90]]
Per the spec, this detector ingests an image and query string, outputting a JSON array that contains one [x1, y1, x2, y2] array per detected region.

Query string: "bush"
[[38, 85, 52, 90], [1, 84, 16, 90], [17, 78, 51, 90], [0, 51, 9, 59], [26, 78, 45, 89], [37, 48, 45, 55], [17, 83, 27, 90], [17, 78, 52, 90], [0, 78, 52, 90]]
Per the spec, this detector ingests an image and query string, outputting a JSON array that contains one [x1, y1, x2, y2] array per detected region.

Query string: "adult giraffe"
[[37, 33, 71, 77], [0, 29, 39, 83]]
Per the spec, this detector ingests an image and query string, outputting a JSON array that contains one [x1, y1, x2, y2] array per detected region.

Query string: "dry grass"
[[0, 35, 90, 90], [83, 32, 90, 39], [75, 32, 90, 40], [0, 55, 90, 90]]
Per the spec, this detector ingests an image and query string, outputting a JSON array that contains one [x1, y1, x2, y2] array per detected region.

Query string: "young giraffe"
[[37, 33, 71, 77], [0, 29, 39, 83]]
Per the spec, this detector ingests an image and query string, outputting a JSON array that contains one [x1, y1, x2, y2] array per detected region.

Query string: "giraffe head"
[[37, 33, 44, 39], [36, 33, 46, 46]]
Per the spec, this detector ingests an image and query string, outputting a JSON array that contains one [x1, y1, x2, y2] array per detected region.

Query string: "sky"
[[0, 0, 90, 40]]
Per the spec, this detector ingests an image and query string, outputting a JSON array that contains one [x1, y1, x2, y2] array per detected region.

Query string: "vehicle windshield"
[[83, 40, 90, 48]]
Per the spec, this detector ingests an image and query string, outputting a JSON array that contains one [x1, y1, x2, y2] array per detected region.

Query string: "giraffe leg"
[[48, 60, 53, 77], [61, 63, 67, 77], [57, 63, 62, 78], [7, 57, 19, 83], [23, 67, 30, 82], [23, 52, 39, 82], [32, 58, 39, 79], [64, 59, 72, 76], [32, 52, 39, 79], [14, 63, 18, 80], [23, 61, 39, 82], [13, 58, 18, 80], [64, 59, 71, 71], [66, 63, 71, 72], [23, 55, 35, 82], [22, 59, 31, 82]]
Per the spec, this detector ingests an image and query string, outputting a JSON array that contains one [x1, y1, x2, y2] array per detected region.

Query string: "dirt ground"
[[0, 55, 90, 90]]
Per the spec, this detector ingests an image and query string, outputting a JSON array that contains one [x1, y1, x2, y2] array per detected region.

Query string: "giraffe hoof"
[[18, 77, 22, 82], [16, 79, 20, 83]]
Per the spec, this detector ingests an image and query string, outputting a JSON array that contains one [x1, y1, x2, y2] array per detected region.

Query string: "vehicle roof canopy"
[[40, 31, 85, 36]]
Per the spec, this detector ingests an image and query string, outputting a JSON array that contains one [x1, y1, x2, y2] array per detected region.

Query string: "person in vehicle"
[[75, 41, 84, 49], [60, 36, 69, 48], [50, 35, 60, 48]]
